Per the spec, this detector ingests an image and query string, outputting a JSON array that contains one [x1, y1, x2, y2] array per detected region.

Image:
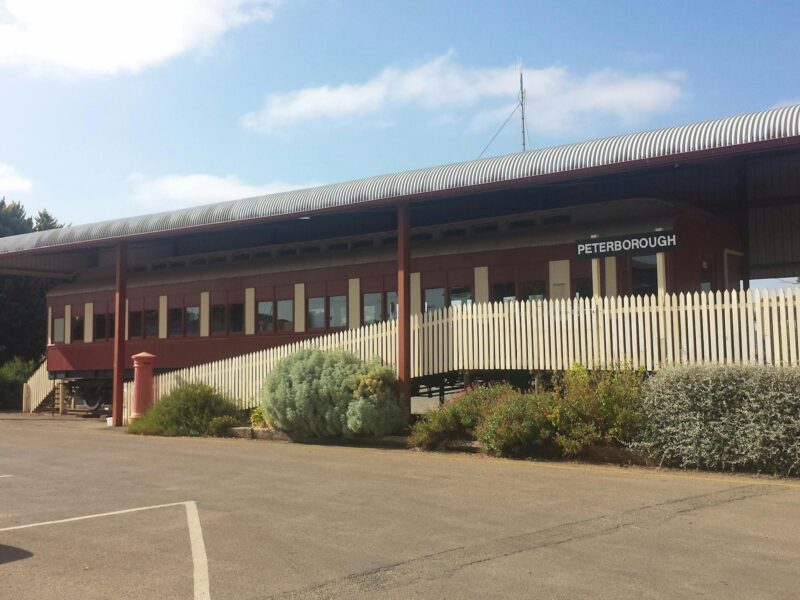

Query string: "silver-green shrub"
[[637, 365, 800, 475], [260, 348, 405, 438]]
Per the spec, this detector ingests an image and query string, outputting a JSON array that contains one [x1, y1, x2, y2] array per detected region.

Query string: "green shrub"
[[475, 392, 556, 458], [408, 403, 461, 449], [636, 365, 800, 475], [408, 383, 516, 449], [347, 361, 406, 437], [411, 368, 644, 458], [128, 383, 242, 436], [250, 406, 269, 428], [207, 415, 241, 437], [551, 365, 645, 456], [0, 356, 37, 410], [260, 349, 404, 438]]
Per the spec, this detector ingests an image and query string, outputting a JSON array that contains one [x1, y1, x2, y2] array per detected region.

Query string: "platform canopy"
[[1, 104, 800, 279]]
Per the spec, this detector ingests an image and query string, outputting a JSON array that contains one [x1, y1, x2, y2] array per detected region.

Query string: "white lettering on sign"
[[576, 232, 678, 258]]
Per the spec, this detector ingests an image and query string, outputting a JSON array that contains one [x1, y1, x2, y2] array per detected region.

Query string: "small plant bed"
[[410, 366, 644, 462], [410, 364, 800, 477], [127, 383, 246, 437]]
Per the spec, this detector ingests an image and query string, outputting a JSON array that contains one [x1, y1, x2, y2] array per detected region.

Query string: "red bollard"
[[131, 352, 156, 422]]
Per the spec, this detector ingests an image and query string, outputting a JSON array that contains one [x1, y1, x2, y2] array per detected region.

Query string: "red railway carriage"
[[1, 104, 799, 419], [44, 199, 742, 377]]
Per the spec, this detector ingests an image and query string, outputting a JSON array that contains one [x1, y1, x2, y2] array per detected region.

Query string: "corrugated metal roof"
[[2, 104, 799, 256]]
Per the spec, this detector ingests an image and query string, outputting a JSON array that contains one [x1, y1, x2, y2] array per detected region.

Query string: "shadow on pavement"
[[0, 544, 34, 565]]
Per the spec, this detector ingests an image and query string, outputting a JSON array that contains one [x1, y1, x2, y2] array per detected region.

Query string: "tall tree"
[[0, 198, 63, 364], [34, 209, 62, 232]]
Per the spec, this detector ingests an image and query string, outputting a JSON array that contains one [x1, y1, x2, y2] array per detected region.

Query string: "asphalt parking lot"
[[1, 414, 799, 600]]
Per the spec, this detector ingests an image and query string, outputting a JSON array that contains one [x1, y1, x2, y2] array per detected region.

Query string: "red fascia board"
[[4, 136, 800, 260]]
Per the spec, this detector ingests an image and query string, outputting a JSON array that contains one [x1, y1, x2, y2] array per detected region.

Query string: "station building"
[[1, 104, 799, 419]]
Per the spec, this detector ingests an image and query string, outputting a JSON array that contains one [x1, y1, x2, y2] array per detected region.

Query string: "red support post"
[[112, 244, 127, 427], [397, 203, 411, 418]]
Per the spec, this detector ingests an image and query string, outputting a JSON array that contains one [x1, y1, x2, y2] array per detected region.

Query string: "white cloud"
[[0, 0, 278, 75], [0, 163, 33, 195], [130, 173, 318, 210], [242, 52, 684, 136]]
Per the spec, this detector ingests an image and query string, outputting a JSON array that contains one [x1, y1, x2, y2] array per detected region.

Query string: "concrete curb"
[[225, 427, 408, 448]]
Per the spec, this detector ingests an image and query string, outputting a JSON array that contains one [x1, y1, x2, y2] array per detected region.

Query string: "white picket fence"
[[123, 319, 398, 419], [22, 360, 54, 413], [415, 288, 800, 374], [120, 288, 800, 417]]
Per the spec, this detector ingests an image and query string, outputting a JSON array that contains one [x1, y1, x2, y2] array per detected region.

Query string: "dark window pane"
[[168, 308, 183, 337], [632, 254, 658, 296], [211, 304, 227, 334], [700, 259, 712, 292], [94, 314, 107, 340], [386, 291, 398, 320], [185, 306, 200, 336], [308, 297, 325, 329], [574, 278, 592, 299], [277, 299, 294, 333], [257, 301, 274, 333], [362, 292, 382, 325], [449, 286, 472, 307], [53, 318, 65, 344], [521, 280, 546, 301], [492, 282, 516, 302], [424, 288, 445, 312], [72, 315, 84, 342], [144, 310, 158, 338], [229, 303, 244, 333], [129, 311, 143, 338], [329, 295, 347, 328], [109, 314, 116, 339]]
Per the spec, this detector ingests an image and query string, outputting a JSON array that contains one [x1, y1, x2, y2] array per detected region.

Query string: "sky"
[[0, 0, 799, 230]]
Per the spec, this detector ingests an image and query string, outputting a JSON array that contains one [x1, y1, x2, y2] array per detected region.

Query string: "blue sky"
[[0, 0, 799, 227]]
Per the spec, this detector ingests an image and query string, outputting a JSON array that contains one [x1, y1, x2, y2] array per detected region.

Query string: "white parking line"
[[0, 500, 211, 600], [185, 501, 211, 600], [0, 475, 13, 478]]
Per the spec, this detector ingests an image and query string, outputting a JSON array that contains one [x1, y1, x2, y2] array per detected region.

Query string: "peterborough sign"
[[577, 231, 678, 258]]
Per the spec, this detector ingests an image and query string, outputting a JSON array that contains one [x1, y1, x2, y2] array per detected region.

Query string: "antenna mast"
[[519, 59, 527, 152]]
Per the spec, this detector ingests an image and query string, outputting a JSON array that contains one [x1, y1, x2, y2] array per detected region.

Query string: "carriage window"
[[129, 311, 143, 338], [521, 280, 546, 301], [386, 291, 398, 320], [211, 304, 227, 334], [631, 255, 658, 296], [307, 297, 325, 329], [424, 288, 445, 312], [94, 313, 107, 340], [277, 299, 294, 333], [257, 301, 274, 333], [168, 308, 183, 337], [71, 314, 84, 343], [574, 278, 592, 299], [229, 303, 244, 333], [362, 292, 382, 325], [449, 286, 473, 307], [700, 259, 712, 293], [329, 295, 347, 328], [53, 317, 65, 344], [144, 310, 158, 338], [492, 282, 516, 302], [185, 306, 200, 336], [109, 314, 116, 339]]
